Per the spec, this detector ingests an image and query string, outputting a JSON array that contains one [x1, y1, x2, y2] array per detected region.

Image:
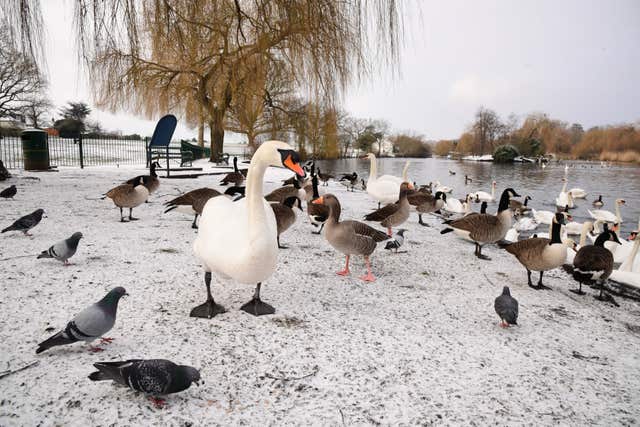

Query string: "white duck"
[[363, 153, 405, 206], [532, 208, 555, 225], [588, 198, 625, 224], [470, 181, 497, 202], [609, 236, 640, 287], [192, 141, 306, 318]]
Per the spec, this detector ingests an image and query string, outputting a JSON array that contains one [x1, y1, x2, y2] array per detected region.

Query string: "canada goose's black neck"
[[233, 157, 238, 173], [550, 219, 563, 244], [594, 232, 609, 247], [312, 176, 320, 199], [150, 162, 157, 177], [497, 190, 511, 213], [524, 197, 529, 207]]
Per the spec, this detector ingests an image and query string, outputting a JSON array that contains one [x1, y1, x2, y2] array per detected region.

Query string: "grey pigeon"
[[384, 229, 407, 253], [494, 286, 518, 327], [89, 359, 200, 407], [37, 232, 83, 265], [36, 287, 127, 354], [1, 208, 45, 235], [0, 185, 17, 199]]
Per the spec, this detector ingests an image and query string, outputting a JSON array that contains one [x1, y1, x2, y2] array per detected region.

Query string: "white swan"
[[192, 141, 305, 318], [565, 220, 585, 236], [514, 216, 538, 231], [588, 198, 625, 224], [443, 194, 465, 214], [555, 177, 574, 209], [569, 188, 587, 199], [363, 153, 404, 205], [434, 180, 453, 194], [591, 217, 640, 263], [566, 221, 593, 264], [609, 236, 640, 288], [470, 181, 496, 202], [532, 208, 555, 225]]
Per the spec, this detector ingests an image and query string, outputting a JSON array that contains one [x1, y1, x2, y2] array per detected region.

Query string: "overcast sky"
[[40, 0, 640, 140]]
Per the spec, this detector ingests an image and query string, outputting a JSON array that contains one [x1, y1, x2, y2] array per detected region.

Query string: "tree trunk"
[[197, 119, 204, 147], [209, 110, 225, 162], [247, 132, 256, 153]]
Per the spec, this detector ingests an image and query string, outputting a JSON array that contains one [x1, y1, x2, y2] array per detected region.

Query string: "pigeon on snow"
[[1, 208, 45, 235], [0, 185, 17, 199], [494, 286, 518, 328], [384, 229, 407, 253], [89, 359, 201, 407], [36, 287, 127, 354], [37, 232, 83, 265]]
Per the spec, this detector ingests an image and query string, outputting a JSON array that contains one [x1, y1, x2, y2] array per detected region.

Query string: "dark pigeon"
[[89, 359, 200, 408], [37, 232, 83, 265], [1, 208, 45, 235], [384, 229, 407, 253], [36, 287, 127, 354], [0, 185, 17, 199], [494, 286, 518, 327]]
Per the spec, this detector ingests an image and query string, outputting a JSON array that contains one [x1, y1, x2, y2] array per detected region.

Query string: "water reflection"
[[315, 157, 640, 236]]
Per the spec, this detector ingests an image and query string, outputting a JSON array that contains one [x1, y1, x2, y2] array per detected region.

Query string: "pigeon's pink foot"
[[499, 321, 508, 328], [359, 272, 376, 282], [88, 346, 105, 353], [336, 269, 350, 276], [100, 337, 114, 344], [149, 397, 166, 409]]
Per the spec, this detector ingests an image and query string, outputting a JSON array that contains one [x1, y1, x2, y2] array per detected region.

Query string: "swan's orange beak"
[[284, 155, 305, 177], [312, 196, 324, 205]]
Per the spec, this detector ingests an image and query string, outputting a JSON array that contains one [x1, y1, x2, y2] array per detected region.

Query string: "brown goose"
[[313, 194, 388, 282], [499, 212, 573, 290], [220, 157, 246, 186], [264, 179, 305, 203], [125, 161, 160, 198], [440, 188, 520, 260], [415, 191, 446, 226], [364, 182, 413, 236], [570, 228, 621, 299], [164, 188, 222, 228], [271, 196, 302, 248], [307, 175, 329, 234], [317, 168, 334, 186], [105, 177, 149, 222]]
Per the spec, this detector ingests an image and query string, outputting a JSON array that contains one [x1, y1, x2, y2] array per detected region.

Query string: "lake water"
[[315, 157, 640, 237]]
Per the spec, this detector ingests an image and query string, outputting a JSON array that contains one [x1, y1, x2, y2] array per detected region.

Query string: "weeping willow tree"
[[2, 0, 404, 160]]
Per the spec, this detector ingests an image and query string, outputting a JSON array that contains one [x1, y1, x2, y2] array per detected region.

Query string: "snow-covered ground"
[[0, 162, 639, 425]]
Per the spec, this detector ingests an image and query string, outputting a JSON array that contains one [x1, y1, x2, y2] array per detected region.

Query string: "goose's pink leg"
[[360, 257, 376, 282], [337, 255, 350, 276]]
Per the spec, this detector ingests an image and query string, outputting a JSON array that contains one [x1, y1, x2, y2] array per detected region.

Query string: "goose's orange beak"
[[312, 196, 324, 205], [408, 183, 414, 190], [284, 155, 305, 177]]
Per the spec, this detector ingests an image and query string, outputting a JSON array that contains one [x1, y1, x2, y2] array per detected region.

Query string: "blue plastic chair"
[[146, 114, 178, 176]]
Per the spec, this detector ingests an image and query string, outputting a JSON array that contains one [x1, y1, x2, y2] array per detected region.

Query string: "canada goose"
[[570, 228, 621, 299], [588, 198, 625, 224], [448, 170, 456, 175], [509, 195, 532, 214], [356, 179, 367, 192], [220, 157, 245, 186], [125, 161, 160, 198], [494, 286, 518, 328], [224, 186, 245, 197], [440, 188, 521, 260], [592, 195, 604, 208], [313, 194, 388, 282], [164, 188, 222, 229], [339, 172, 358, 192], [105, 177, 149, 222], [282, 174, 300, 186], [499, 212, 572, 289], [192, 141, 305, 318], [470, 181, 497, 202], [464, 175, 472, 185], [317, 168, 334, 186], [364, 182, 413, 236], [416, 191, 446, 226], [264, 179, 305, 203], [271, 196, 302, 249], [307, 175, 329, 234]]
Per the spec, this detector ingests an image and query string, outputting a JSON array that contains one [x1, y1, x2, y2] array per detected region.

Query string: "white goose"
[[470, 181, 497, 202], [363, 153, 406, 206], [192, 141, 305, 318], [588, 198, 625, 224]]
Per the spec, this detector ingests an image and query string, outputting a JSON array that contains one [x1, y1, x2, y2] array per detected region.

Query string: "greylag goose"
[[220, 157, 245, 186], [499, 212, 573, 290], [307, 174, 329, 234], [313, 194, 388, 282], [494, 286, 518, 328], [265, 179, 305, 203], [440, 188, 520, 260], [125, 161, 160, 197], [164, 188, 222, 228], [364, 182, 413, 236], [192, 141, 305, 318], [271, 196, 302, 248], [570, 228, 621, 300], [415, 191, 446, 226], [105, 177, 149, 222]]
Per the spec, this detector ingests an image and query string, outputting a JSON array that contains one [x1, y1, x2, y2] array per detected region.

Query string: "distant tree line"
[[433, 107, 640, 163]]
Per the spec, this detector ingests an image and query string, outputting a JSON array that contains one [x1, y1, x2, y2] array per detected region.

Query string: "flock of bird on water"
[[1, 140, 638, 407]]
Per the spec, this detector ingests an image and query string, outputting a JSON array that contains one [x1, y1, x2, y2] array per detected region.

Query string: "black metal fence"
[[0, 134, 148, 169]]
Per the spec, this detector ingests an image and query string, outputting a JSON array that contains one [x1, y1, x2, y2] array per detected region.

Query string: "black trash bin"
[[21, 129, 50, 171]]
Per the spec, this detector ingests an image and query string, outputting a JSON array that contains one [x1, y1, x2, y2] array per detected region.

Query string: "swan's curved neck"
[[579, 223, 590, 247], [560, 180, 567, 194], [491, 184, 495, 198], [368, 156, 377, 182], [245, 157, 269, 237], [621, 238, 640, 272], [615, 202, 623, 223], [402, 161, 409, 181]]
